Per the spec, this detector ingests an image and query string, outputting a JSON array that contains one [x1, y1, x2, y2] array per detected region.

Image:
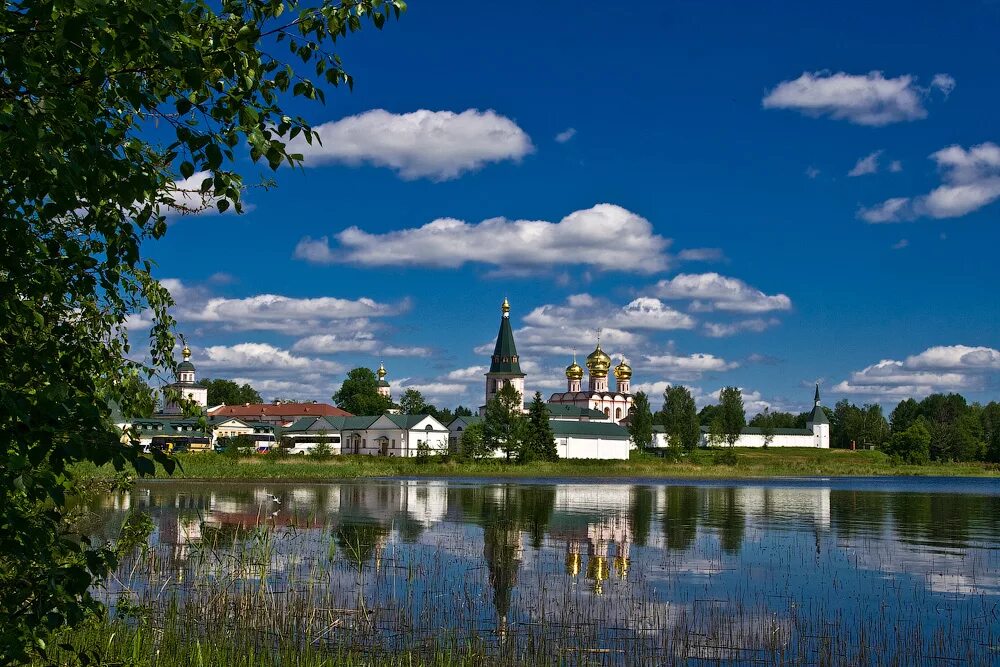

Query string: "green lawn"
[[74, 448, 1000, 482]]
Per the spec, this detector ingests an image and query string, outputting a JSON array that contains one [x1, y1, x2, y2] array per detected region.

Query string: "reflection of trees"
[[662, 486, 699, 552], [629, 486, 654, 547], [706, 487, 744, 554], [336, 520, 390, 571], [890, 493, 986, 549], [831, 490, 888, 539]]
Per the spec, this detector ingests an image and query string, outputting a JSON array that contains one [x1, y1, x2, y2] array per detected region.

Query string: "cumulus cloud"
[[285, 109, 533, 180], [702, 318, 780, 338], [860, 142, 1000, 222], [382, 346, 432, 357], [198, 343, 343, 375], [295, 204, 673, 274], [848, 150, 883, 177], [292, 333, 378, 354], [762, 71, 954, 126], [445, 366, 487, 382], [555, 128, 577, 143], [641, 352, 739, 381], [652, 273, 792, 313], [677, 247, 725, 262], [833, 344, 1000, 397]]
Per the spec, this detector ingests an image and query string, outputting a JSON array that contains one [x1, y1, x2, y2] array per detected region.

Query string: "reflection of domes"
[[565, 357, 584, 381], [586, 555, 610, 595], [613, 357, 632, 381], [565, 551, 581, 577], [586, 344, 611, 377]]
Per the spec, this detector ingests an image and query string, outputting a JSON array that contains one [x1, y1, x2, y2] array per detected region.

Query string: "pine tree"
[[483, 383, 525, 461], [521, 392, 558, 463]]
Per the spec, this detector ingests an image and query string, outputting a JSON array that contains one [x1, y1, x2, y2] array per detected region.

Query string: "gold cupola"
[[613, 357, 632, 381], [565, 353, 584, 381], [586, 343, 611, 378]]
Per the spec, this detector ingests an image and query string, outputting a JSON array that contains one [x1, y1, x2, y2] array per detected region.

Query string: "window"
[[604, 408, 610, 417], [615, 408, 622, 419]]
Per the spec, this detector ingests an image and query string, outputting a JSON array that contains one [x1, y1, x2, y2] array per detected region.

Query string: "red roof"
[[208, 403, 352, 419]]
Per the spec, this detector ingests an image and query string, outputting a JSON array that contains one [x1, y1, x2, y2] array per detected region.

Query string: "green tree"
[[332, 367, 394, 416], [2, 0, 404, 659], [520, 392, 558, 463], [454, 405, 474, 417], [398, 388, 428, 415], [757, 407, 776, 449], [627, 391, 654, 450], [697, 403, 720, 427], [890, 398, 921, 433], [749, 410, 797, 429], [885, 419, 931, 464], [658, 385, 701, 452], [483, 383, 525, 462], [459, 421, 491, 460], [709, 387, 746, 448], [203, 378, 262, 406], [982, 402, 1000, 463]]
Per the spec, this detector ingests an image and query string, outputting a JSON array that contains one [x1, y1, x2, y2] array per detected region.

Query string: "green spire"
[[814, 383, 820, 405], [489, 298, 523, 375]]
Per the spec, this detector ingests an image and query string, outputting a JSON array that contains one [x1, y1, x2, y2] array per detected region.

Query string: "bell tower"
[[483, 297, 526, 411]]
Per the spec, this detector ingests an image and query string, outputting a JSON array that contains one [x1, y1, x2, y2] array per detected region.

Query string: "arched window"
[[615, 408, 622, 419], [604, 407, 610, 417]]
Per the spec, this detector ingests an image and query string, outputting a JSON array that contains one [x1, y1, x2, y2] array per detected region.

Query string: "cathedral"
[[482, 298, 635, 423]]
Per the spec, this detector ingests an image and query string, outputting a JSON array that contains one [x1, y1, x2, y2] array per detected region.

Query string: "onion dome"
[[565, 354, 584, 381], [501, 296, 510, 317], [177, 340, 195, 372], [613, 357, 632, 381], [377, 361, 390, 387], [586, 343, 611, 377]]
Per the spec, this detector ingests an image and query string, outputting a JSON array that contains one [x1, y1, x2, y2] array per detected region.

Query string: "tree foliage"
[[885, 419, 931, 464], [398, 388, 428, 415], [520, 392, 558, 463], [332, 367, 394, 416], [709, 386, 746, 448], [459, 421, 491, 460], [483, 383, 525, 462], [757, 407, 776, 449], [657, 385, 700, 451], [1, 0, 403, 661], [628, 391, 654, 450], [203, 378, 262, 407]]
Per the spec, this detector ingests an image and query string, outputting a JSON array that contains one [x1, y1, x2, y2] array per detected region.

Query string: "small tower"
[[162, 336, 208, 414], [484, 297, 526, 410], [565, 353, 584, 392], [613, 357, 632, 394], [586, 333, 611, 393], [376, 361, 391, 399], [807, 383, 830, 449]]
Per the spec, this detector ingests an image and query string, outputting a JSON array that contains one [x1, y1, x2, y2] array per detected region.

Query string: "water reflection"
[[86, 478, 1000, 662]]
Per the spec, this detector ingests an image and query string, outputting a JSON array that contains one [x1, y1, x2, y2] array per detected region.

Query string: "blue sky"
[[138, 0, 1000, 414]]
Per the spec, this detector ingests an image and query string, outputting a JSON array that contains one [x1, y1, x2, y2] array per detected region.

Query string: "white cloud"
[[292, 333, 377, 354], [702, 387, 771, 415], [642, 353, 739, 381], [295, 204, 673, 274], [400, 381, 469, 396], [445, 366, 487, 382], [889, 160, 903, 173], [677, 247, 724, 262], [848, 150, 883, 177], [382, 346, 432, 357], [860, 142, 1000, 222], [555, 127, 577, 143], [198, 343, 343, 375], [652, 273, 792, 313], [286, 109, 533, 180], [702, 318, 780, 338], [762, 71, 953, 126], [833, 344, 1000, 397]]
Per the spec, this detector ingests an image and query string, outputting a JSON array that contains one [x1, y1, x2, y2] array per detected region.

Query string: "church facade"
[[548, 345, 635, 422]]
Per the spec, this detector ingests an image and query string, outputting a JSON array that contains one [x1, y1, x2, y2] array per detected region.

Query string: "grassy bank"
[[73, 447, 1000, 483]]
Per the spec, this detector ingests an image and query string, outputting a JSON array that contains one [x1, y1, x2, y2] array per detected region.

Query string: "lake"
[[85, 477, 1000, 664]]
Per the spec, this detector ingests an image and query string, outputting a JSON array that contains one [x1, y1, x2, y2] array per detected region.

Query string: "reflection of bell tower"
[[483, 511, 523, 636], [565, 540, 582, 577]]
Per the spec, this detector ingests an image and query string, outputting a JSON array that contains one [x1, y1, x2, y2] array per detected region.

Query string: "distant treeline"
[[730, 393, 999, 464]]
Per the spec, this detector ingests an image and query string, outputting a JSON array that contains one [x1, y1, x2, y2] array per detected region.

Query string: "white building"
[[281, 414, 450, 457], [548, 346, 635, 423], [650, 385, 831, 449]]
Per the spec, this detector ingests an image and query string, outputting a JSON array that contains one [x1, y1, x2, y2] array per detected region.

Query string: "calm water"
[[86, 477, 1000, 664]]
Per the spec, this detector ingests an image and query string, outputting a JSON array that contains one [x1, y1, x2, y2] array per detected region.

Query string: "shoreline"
[[74, 448, 1000, 484]]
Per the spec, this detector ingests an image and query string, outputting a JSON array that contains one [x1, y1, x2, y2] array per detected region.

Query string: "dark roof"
[[489, 315, 523, 375], [697, 425, 813, 436], [550, 420, 630, 439], [544, 403, 609, 419], [208, 402, 352, 419], [448, 415, 483, 428], [177, 361, 196, 372], [377, 380, 390, 387], [808, 405, 829, 425]]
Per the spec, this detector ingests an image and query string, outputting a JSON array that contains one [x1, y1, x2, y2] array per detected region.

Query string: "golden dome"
[[501, 296, 510, 317], [566, 354, 584, 381], [182, 344, 192, 360], [377, 361, 387, 380], [613, 357, 632, 380], [586, 344, 611, 377]]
